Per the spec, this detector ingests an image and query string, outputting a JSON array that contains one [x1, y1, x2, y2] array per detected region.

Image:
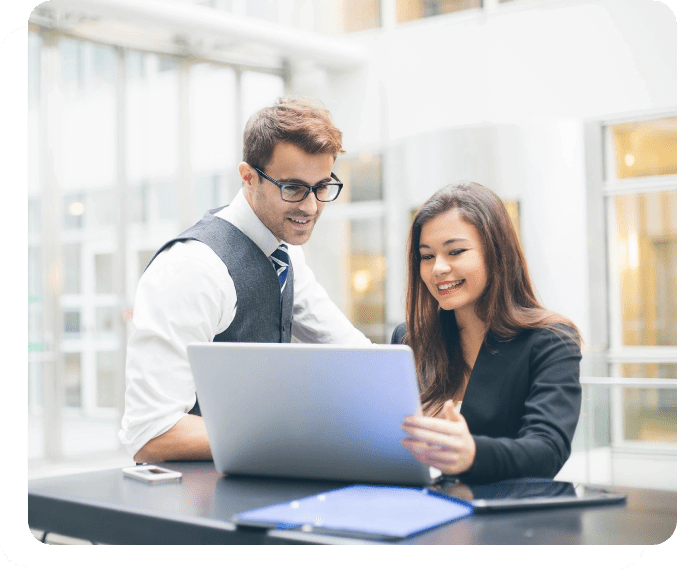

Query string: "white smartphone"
[[122, 465, 183, 484]]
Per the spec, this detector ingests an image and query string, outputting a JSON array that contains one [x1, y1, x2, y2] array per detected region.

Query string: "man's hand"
[[133, 415, 213, 464]]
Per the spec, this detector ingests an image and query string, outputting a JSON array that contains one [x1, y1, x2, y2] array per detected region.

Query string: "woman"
[[394, 182, 582, 484]]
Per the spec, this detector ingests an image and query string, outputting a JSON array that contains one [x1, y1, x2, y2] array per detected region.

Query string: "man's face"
[[243, 142, 334, 245]]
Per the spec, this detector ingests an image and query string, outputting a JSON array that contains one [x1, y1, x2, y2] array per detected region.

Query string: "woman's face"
[[418, 208, 488, 322]]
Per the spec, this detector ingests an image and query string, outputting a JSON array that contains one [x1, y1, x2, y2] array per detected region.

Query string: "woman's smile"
[[436, 279, 465, 294]]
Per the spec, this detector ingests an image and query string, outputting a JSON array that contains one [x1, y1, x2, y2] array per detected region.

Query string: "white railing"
[[580, 376, 677, 388]]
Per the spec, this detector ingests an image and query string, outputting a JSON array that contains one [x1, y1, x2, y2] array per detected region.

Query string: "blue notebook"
[[233, 485, 474, 540]]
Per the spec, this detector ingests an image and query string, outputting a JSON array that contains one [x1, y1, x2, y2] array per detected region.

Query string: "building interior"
[[22, 0, 677, 520]]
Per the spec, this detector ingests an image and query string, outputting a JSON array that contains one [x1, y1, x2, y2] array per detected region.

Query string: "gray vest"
[[146, 206, 294, 415]]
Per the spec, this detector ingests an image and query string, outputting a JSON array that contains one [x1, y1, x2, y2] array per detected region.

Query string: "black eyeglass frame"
[[252, 166, 343, 203]]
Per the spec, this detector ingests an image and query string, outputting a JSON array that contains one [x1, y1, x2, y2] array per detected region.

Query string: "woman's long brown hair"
[[404, 182, 581, 416]]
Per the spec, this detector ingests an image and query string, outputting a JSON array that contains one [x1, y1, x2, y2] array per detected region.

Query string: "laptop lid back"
[[188, 342, 433, 486]]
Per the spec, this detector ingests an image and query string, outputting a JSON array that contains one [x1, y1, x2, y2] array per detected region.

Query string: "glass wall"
[[303, 153, 388, 343], [610, 117, 677, 179], [27, 26, 285, 465], [612, 191, 677, 349], [340, 0, 381, 32], [604, 116, 677, 446], [397, 0, 481, 23]]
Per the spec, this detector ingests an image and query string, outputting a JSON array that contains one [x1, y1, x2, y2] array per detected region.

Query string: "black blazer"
[[392, 321, 582, 484]]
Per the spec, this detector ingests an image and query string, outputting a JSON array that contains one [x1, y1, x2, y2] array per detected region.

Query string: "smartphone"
[[122, 464, 183, 484]]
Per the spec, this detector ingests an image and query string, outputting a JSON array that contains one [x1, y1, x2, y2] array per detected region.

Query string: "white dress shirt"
[[119, 190, 371, 456]]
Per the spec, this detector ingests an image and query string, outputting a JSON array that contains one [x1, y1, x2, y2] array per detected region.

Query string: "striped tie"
[[270, 243, 290, 297]]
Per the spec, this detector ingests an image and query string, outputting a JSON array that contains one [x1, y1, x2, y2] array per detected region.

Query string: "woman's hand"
[[401, 400, 476, 476]]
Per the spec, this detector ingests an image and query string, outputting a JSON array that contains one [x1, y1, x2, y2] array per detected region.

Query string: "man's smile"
[[288, 216, 313, 228]]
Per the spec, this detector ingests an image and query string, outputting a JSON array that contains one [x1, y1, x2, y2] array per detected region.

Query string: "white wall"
[[495, 122, 589, 337], [333, 0, 677, 143], [291, 0, 677, 344]]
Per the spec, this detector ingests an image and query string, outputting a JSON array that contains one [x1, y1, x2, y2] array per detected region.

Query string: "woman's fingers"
[[402, 420, 464, 443], [403, 414, 463, 435], [401, 438, 460, 471]]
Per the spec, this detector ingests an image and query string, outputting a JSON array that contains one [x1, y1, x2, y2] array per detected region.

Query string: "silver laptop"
[[187, 342, 434, 486]]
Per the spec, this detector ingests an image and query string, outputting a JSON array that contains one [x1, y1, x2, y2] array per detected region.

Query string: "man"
[[120, 98, 370, 464]]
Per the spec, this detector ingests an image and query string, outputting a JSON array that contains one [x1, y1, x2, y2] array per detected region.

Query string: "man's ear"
[[238, 162, 256, 186]]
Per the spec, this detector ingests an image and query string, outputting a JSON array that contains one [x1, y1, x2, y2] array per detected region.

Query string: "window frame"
[[587, 109, 677, 451]]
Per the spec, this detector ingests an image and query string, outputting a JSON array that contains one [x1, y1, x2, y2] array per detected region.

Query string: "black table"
[[28, 461, 677, 545]]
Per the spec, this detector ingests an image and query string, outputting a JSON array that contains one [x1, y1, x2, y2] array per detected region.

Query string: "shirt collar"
[[214, 189, 282, 257]]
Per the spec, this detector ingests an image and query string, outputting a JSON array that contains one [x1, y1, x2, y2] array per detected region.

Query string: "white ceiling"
[[30, 0, 366, 71]]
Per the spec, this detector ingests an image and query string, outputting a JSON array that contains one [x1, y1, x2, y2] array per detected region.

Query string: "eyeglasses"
[[252, 166, 343, 203]]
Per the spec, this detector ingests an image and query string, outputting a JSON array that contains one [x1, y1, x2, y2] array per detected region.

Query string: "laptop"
[[187, 342, 434, 486]]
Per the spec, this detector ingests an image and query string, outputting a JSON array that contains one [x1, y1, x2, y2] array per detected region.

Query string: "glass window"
[[190, 63, 236, 175], [194, 174, 231, 220], [240, 71, 285, 130], [190, 62, 237, 217], [28, 31, 41, 104], [64, 310, 81, 337], [153, 181, 178, 221], [620, 379, 677, 444], [611, 190, 677, 347], [28, 25, 289, 468], [95, 254, 114, 294], [609, 117, 677, 180], [129, 183, 149, 224], [304, 151, 387, 342], [28, 247, 41, 298], [57, 38, 116, 190], [397, 0, 481, 23], [63, 194, 85, 230], [303, 215, 387, 343], [127, 179, 178, 224], [26, 27, 44, 426], [334, 153, 382, 203], [62, 243, 81, 294], [126, 51, 180, 185], [349, 218, 387, 343], [28, 307, 42, 345], [97, 351, 117, 408], [603, 115, 677, 455], [341, 0, 380, 32], [28, 245, 42, 359], [303, 217, 350, 315], [28, 32, 41, 196], [89, 190, 116, 227], [28, 361, 42, 409], [620, 363, 677, 381], [95, 306, 117, 338], [64, 352, 81, 407]]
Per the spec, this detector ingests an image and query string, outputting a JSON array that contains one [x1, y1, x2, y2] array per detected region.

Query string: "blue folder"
[[233, 485, 474, 540]]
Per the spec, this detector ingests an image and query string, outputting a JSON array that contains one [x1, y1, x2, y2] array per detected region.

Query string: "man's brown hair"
[[242, 97, 344, 169]]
